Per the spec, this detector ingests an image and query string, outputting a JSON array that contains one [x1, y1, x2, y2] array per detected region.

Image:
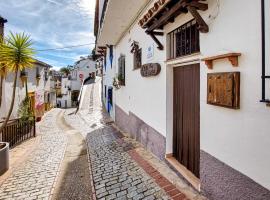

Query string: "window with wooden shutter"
[[118, 55, 125, 86], [133, 48, 142, 70]]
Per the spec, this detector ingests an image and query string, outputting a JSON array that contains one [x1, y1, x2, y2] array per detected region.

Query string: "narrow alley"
[[0, 79, 204, 200]]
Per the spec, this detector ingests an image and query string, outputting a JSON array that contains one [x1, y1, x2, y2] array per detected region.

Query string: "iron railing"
[[167, 19, 200, 60], [0, 118, 36, 148]]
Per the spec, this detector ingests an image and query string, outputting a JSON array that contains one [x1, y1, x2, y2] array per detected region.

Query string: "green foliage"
[[60, 67, 71, 75], [18, 97, 34, 121], [0, 32, 35, 72], [0, 32, 36, 134]]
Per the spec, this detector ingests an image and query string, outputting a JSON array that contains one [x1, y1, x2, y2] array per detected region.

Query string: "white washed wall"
[[164, 0, 270, 190], [103, 0, 270, 190], [114, 12, 167, 136], [0, 64, 46, 119], [102, 47, 116, 119]]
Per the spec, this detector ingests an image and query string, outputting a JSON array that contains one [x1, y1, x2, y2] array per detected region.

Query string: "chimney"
[[0, 16, 7, 40]]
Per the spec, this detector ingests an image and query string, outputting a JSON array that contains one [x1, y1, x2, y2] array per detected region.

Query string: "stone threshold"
[[165, 155, 200, 192]]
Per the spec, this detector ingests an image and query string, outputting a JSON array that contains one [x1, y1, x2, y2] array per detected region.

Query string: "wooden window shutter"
[[122, 56, 125, 85], [118, 55, 125, 86]]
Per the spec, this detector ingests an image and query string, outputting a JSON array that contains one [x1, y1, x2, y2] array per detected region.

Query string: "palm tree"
[[0, 38, 7, 108], [0, 63, 7, 107], [0, 32, 35, 135]]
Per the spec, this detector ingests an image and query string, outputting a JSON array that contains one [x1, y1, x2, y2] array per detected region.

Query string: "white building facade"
[[0, 60, 52, 120], [95, 0, 270, 199], [57, 57, 97, 108]]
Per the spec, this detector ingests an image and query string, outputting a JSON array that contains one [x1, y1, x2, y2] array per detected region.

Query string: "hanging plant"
[[117, 74, 125, 85], [112, 77, 121, 90]]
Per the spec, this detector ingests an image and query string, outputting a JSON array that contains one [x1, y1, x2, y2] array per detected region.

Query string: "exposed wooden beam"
[[148, 32, 164, 50], [152, 31, 164, 36], [98, 46, 107, 50], [187, 6, 209, 33], [147, 0, 187, 32], [186, 2, 208, 11]]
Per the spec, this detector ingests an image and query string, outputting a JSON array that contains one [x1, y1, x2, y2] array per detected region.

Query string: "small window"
[[167, 19, 200, 60], [133, 48, 142, 70], [118, 55, 125, 86], [105, 85, 107, 98], [36, 67, 40, 77]]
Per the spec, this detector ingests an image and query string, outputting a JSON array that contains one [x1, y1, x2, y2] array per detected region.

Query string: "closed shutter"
[[118, 55, 125, 86]]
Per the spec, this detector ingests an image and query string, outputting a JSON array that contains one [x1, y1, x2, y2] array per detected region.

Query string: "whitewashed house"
[[0, 60, 52, 120], [56, 56, 96, 108], [95, 0, 270, 199], [71, 56, 97, 84]]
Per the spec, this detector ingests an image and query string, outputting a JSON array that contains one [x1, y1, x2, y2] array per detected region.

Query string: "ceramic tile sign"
[[207, 72, 240, 109], [146, 44, 154, 61]]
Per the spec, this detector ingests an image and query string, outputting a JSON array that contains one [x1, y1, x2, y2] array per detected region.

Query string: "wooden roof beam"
[[147, 31, 164, 50], [146, 0, 209, 33], [186, 2, 208, 11], [147, 0, 187, 32], [187, 6, 209, 33], [98, 46, 107, 50]]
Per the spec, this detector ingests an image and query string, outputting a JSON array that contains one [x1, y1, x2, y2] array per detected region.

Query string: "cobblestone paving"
[[87, 126, 169, 200], [64, 79, 170, 200], [0, 109, 67, 200], [64, 78, 206, 200]]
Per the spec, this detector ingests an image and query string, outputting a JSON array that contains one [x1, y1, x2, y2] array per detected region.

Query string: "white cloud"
[[0, 0, 96, 68]]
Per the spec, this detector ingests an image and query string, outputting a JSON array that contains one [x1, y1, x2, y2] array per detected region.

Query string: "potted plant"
[[0, 142, 9, 175], [118, 74, 125, 86], [113, 76, 121, 90]]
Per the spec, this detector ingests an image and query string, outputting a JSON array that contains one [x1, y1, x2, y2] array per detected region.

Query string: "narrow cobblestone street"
[[0, 79, 204, 200], [0, 110, 67, 200]]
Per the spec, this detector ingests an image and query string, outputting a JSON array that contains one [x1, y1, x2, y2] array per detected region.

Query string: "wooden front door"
[[173, 64, 200, 178]]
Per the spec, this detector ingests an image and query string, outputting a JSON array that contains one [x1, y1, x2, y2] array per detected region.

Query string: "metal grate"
[[1, 118, 36, 148], [167, 19, 200, 60]]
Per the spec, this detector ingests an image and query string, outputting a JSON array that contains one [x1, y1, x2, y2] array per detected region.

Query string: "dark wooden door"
[[173, 64, 200, 178]]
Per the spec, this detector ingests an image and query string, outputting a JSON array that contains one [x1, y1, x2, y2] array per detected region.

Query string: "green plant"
[[112, 76, 122, 89], [0, 38, 7, 108], [118, 74, 124, 81], [0, 32, 36, 135], [18, 97, 34, 122]]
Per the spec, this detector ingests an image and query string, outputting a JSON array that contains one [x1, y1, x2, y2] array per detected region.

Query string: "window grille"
[[167, 19, 200, 60], [133, 48, 142, 70], [118, 55, 125, 86]]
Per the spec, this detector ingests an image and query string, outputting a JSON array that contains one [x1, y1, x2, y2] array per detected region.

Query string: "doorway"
[[173, 64, 200, 178]]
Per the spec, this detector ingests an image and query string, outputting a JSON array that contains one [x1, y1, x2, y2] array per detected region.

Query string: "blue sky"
[[0, 0, 96, 70]]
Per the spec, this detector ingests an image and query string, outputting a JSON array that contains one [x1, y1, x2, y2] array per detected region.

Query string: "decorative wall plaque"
[[140, 63, 161, 77], [207, 72, 240, 109]]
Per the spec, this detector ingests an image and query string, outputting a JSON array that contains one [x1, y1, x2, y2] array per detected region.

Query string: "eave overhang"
[[96, 0, 151, 49], [139, 0, 209, 50]]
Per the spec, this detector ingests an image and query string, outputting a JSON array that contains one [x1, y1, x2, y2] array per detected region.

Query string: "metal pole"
[[261, 0, 266, 101]]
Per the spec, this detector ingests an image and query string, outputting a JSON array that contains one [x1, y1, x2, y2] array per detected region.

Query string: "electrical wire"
[[36, 43, 95, 52]]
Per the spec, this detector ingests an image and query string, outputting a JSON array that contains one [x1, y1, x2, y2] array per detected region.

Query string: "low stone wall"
[[115, 105, 166, 160]]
